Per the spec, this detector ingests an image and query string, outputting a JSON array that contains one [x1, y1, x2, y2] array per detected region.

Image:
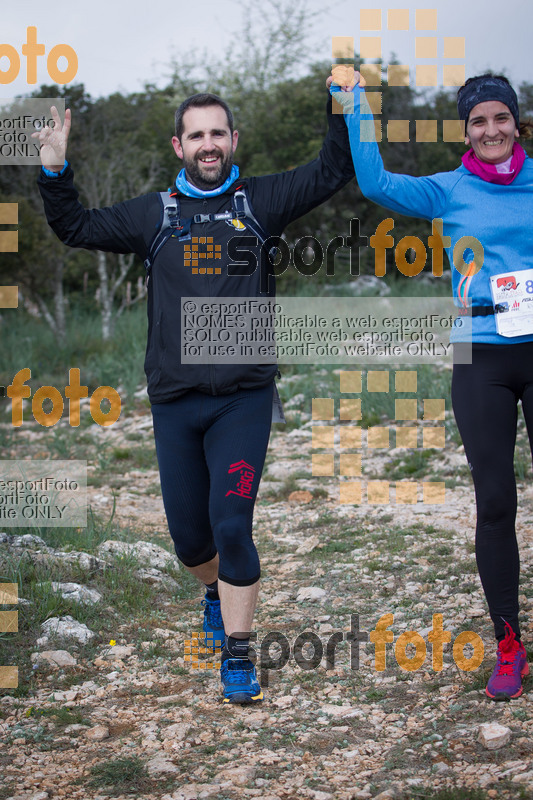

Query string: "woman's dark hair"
[[174, 93, 234, 140]]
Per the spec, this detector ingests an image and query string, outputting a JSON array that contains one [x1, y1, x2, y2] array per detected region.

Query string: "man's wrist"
[[42, 161, 68, 177]]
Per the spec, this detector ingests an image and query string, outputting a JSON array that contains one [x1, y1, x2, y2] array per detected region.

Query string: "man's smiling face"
[[465, 100, 519, 165], [172, 105, 239, 190]]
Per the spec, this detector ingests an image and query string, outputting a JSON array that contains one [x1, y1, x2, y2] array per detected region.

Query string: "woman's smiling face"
[[465, 100, 519, 164]]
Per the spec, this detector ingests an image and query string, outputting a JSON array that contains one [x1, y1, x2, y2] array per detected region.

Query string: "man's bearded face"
[[172, 105, 238, 190]]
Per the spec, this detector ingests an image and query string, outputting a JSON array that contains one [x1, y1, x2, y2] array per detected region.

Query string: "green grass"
[[110, 445, 157, 470], [365, 688, 387, 701], [29, 503, 120, 553], [262, 474, 304, 500], [313, 539, 354, 555], [138, 640, 169, 661], [295, 512, 340, 530], [25, 705, 92, 726], [0, 509, 186, 696], [0, 304, 147, 415], [514, 450, 532, 481], [3, 721, 56, 748], [383, 449, 442, 481], [408, 789, 489, 800], [86, 755, 152, 793]]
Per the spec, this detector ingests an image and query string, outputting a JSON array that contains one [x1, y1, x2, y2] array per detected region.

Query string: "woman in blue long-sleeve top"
[[331, 72, 531, 700]]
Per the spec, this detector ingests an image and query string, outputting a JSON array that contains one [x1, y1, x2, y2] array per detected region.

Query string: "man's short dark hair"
[[174, 93, 234, 140]]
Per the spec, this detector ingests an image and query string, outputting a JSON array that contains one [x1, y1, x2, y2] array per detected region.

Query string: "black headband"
[[457, 76, 519, 130]]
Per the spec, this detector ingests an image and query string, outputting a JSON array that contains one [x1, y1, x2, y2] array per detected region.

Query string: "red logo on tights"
[[225, 460, 255, 499]]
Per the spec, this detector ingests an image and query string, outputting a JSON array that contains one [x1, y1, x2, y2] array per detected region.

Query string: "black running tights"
[[452, 342, 533, 641]]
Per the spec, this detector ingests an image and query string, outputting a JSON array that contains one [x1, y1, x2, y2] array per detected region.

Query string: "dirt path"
[[1, 400, 532, 800]]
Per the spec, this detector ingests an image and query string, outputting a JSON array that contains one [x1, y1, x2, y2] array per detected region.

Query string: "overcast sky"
[[2, 0, 531, 99]]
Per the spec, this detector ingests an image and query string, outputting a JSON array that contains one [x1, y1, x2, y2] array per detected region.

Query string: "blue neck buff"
[[175, 165, 240, 197]]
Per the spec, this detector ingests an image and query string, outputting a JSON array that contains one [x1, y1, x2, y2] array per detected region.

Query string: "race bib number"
[[490, 269, 533, 337]]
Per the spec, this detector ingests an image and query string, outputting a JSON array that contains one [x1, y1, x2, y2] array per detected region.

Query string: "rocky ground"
[[1, 379, 532, 800]]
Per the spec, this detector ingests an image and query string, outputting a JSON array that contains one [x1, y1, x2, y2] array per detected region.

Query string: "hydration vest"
[[144, 182, 270, 273]]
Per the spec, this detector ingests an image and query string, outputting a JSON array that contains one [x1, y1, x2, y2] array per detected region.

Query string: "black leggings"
[[151, 384, 273, 586], [452, 343, 533, 641]]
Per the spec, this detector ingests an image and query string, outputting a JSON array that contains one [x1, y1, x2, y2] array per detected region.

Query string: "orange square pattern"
[[185, 237, 222, 273]]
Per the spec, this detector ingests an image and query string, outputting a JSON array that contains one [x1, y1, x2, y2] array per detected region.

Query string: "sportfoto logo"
[[224, 217, 483, 289], [184, 613, 484, 687]]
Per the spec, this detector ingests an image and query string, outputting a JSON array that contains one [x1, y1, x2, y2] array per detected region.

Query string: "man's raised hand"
[[32, 105, 71, 172]]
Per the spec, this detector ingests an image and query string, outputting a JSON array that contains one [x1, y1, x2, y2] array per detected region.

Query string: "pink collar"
[[462, 143, 526, 185]]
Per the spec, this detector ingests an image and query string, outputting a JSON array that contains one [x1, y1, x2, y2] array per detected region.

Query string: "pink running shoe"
[[486, 622, 529, 701]]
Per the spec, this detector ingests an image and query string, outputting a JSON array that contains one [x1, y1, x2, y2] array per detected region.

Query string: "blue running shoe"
[[221, 658, 263, 704], [201, 594, 224, 652]]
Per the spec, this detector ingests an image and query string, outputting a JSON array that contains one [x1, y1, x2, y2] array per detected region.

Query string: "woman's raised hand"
[[326, 69, 366, 92]]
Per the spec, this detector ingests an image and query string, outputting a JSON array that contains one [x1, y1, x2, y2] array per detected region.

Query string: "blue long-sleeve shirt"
[[338, 85, 533, 344]]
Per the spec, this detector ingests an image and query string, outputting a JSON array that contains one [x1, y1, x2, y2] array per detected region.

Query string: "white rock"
[[478, 722, 512, 750], [58, 551, 110, 571], [272, 695, 294, 708], [97, 540, 176, 571], [512, 771, 533, 784], [284, 393, 305, 409], [146, 756, 179, 775], [136, 567, 179, 590], [266, 591, 291, 606], [30, 650, 77, 668], [287, 427, 312, 438], [100, 645, 135, 661], [296, 535, 320, 554], [155, 694, 183, 704], [218, 766, 257, 785], [347, 274, 391, 296], [40, 582, 103, 605], [162, 722, 190, 741], [162, 785, 219, 800], [37, 615, 95, 646], [79, 680, 98, 691], [30, 793, 50, 800], [319, 703, 357, 717], [85, 725, 110, 741], [296, 586, 326, 601], [265, 462, 295, 480], [10, 534, 48, 548], [152, 627, 176, 639]]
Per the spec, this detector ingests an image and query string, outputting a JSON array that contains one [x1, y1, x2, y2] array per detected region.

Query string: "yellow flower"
[[109, 639, 116, 646]]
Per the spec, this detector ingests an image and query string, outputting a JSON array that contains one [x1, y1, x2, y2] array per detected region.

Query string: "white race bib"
[[489, 269, 533, 337]]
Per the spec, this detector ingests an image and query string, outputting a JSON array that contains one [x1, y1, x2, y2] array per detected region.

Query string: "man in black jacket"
[[36, 88, 353, 703]]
